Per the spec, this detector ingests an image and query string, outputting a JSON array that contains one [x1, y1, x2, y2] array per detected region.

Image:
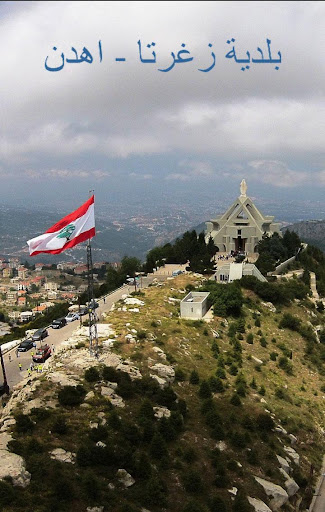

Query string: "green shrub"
[[51, 416, 68, 435], [189, 370, 200, 385], [236, 384, 246, 397], [216, 367, 226, 379], [175, 368, 186, 381], [158, 417, 177, 441], [270, 351, 278, 361], [15, 414, 34, 433], [199, 380, 212, 399], [247, 449, 259, 465], [138, 399, 155, 422], [89, 425, 109, 442], [84, 366, 100, 382], [150, 432, 168, 459], [275, 388, 285, 400], [209, 376, 224, 393], [279, 313, 301, 331], [30, 407, 52, 422], [58, 385, 86, 406], [249, 377, 257, 389], [260, 337, 268, 348], [142, 476, 167, 507], [211, 424, 225, 441], [232, 488, 253, 511], [116, 372, 135, 398], [208, 495, 228, 512], [246, 333, 254, 344], [183, 470, 203, 494], [257, 413, 274, 431], [183, 501, 206, 512], [0, 480, 16, 508], [258, 385, 266, 396], [211, 341, 220, 358], [183, 447, 198, 463], [254, 318, 261, 327], [229, 364, 238, 376], [102, 365, 120, 382], [135, 452, 152, 479], [230, 393, 241, 406], [278, 356, 293, 375]]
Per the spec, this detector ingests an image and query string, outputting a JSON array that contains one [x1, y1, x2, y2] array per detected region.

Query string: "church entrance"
[[234, 237, 246, 252]]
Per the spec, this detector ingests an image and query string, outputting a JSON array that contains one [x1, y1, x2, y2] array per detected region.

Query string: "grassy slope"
[[3, 274, 325, 512]]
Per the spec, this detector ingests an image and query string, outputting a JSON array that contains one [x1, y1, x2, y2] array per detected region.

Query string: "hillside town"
[[0, 258, 109, 327]]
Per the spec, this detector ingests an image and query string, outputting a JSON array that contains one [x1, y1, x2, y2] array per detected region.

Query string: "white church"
[[205, 180, 281, 254]]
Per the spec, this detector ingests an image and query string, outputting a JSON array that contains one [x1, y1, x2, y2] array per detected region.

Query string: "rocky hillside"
[[0, 274, 324, 512], [282, 220, 325, 252]]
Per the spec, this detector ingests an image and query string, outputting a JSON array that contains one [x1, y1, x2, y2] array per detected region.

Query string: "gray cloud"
[[0, 1, 324, 196]]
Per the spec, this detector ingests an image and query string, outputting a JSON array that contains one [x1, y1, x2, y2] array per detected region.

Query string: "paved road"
[[309, 456, 325, 512], [2, 274, 163, 390]]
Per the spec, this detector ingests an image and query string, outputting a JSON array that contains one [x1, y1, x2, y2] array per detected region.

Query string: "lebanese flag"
[[27, 195, 95, 256]]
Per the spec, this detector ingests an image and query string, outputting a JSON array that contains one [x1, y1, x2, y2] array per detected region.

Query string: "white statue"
[[240, 179, 247, 196]]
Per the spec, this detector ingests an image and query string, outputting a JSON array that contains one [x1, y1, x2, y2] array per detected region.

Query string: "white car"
[[65, 312, 80, 322]]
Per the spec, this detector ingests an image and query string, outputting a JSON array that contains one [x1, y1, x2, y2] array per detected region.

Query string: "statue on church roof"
[[240, 179, 247, 197]]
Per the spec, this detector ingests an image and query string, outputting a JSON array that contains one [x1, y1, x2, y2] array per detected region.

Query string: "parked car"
[[32, 344, 51, 363], [18, 339, 34, 352], [32, 328, 49, 342], [79, 306, 88, 316], [65, 312, 80, 322], [51, 317, 67, 329]]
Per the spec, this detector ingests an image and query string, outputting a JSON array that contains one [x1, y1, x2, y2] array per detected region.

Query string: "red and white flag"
[[27, 195, 95, 256]]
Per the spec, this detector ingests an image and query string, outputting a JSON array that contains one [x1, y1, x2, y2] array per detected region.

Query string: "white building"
[[205, 180, 281, 254], [215, 262, 267, 283], [180, 292, 210, 319]]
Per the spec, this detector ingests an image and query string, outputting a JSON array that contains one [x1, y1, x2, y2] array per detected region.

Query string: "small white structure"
[[215, 262, 266, 283], [180, 292, 210, 319]]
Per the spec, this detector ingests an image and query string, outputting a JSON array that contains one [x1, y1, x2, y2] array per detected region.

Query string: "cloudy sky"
[[0, 1, 324, 213]]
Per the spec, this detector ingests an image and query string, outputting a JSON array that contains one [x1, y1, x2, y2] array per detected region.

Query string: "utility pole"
[[87, 190, 98, 356], [0, 346, 10, 395]]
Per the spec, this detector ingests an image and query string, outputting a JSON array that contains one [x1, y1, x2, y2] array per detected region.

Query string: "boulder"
[[0, 432, 12, 449], [283, 445, 300, 465], [152, 347, 167, 360], [0, 450, 31, 487], [252, 356, 263, 365], [248, 497, 272, 512], [254, 476, 289, 510], [86, 507, 104, 512], [116, 362, 142, 380], [288, 433, 297, 445], [150, 363, 175, 383], [150, 374, 167, 388], [85, 391, 95, 401], [279, 468, 299, 497], [47, 371, 80, 387], [49, 448, 76, 464], [215, 441, 227, 451], [153, 406, 171, 419], [116, 469, 135, 487], [276, 454, 290, 474]]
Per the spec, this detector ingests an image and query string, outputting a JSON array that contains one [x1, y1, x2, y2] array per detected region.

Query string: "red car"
[[32, 344, 51, 363]]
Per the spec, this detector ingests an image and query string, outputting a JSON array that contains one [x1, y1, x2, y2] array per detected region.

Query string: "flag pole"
[[87, 190, 98, 357]]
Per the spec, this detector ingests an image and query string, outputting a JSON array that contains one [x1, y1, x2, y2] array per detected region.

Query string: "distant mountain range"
[[0, 205, 207, 264], [1, 203, 324, 266], [282, 220, 325, 251]]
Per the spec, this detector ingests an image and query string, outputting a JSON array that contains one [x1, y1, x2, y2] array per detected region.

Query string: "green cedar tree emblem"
[[57, 224, 75, 241]]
